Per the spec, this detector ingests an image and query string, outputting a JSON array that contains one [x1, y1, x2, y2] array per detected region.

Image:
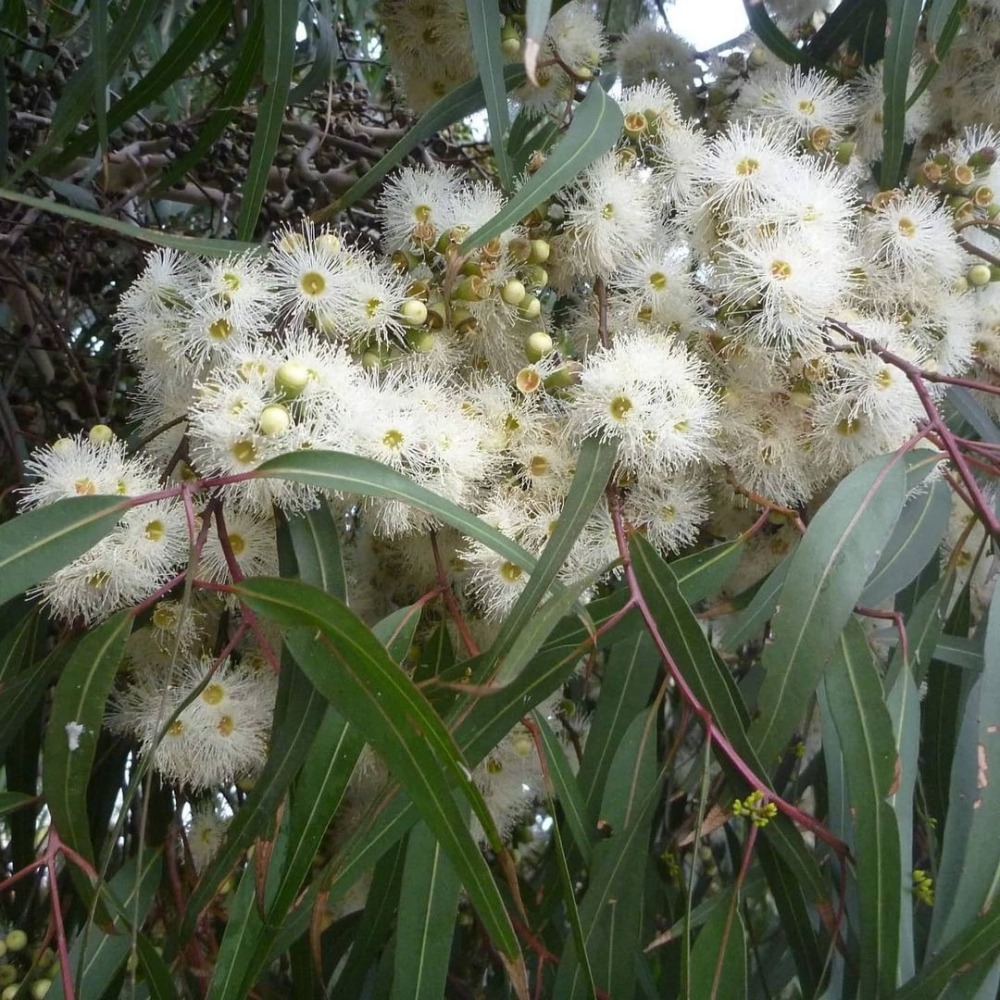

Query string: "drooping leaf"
[[742, 0, 807, 65], [237, 0, 298, 239], [466, 0, 513, 190], [749, 453, 906, 765], [391, 819, 463, 1000], [235, 577, 524, 971], [323, 64, 527, 218], [532, 711, 595, 857], [821, 617, 901, 997], [881, 0, 925, 187], [42, 610, 133, 867], [928, 581, 1000, 957], [671, 537, 744, 605], [688, 892, 747, 1000], [0, 494, 130, 606], [461, 81, 624, 251]]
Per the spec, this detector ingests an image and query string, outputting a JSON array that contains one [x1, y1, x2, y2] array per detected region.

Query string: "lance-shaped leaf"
[[928, 582, 1000, 957], [881, 0, 925, 187], [523, 0, 551, 84], [821, 618, 901, 997], [253, 449, 539, 571], [392, 818, 464, 1000], [0, 494, 130, 606], [461, 81, 623, 251], [235, 577, 524, 974], [237, 0, 297, 240], [467, 0, 513, 190], [749, 453, 906, 765], [688, 895, 747, 1000], [42, 611, 132, 867]]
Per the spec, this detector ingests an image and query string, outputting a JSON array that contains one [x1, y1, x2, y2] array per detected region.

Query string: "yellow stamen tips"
[[221, 270, 241, 292], [486, 756, 503, 774], [167, 720, 184, 737], [736, 157, 760, 177], [143, 519, 165, 542], [202, 683, 225, 706], [152, 604, 179, 629], [770, 260, 793, 279], [229, 533, 246, 556], [231, 439, 259, 465], [208, 317, 233, 341], [797, 98, 816, 116], [74, 477, 97, 496], [87, 570, 110, 590], [414, 204, 432, 223], [732, 790, 777, 827], [601, 202, 615, 220], [648, 271, 668, 291], [610, 395, 634, 421], [300, 270, 327, 298], [499, 561, 523, 583], [911, 869, 935, 906], [365, 297, 383, 318], [837, 416, 863, 436], [382, 429, 405, 449], [896, 216, 917, 239], [218, 715, 235, 737]]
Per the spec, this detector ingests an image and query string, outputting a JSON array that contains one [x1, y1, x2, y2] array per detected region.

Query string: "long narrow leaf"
[[467, 0, 513, 190], [749, 452, 906, 765], [881, 0, 925, 186], [461, 81, 623, 251], [237, 0, 298, 239]]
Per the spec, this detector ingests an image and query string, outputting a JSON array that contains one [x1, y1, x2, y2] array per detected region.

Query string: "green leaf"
[[59, 0, 231, 165], [523, 0, 552, 84], [90, 0, 109, 163], [254, 449, 540, 572], [896, 902, 1000, 998], [928, 581, 1000, 955], [720, 558, 792, 652], [42, 610, 132, 866], [288, 10, 335, 103], [461, 81, 624, 252], [881, 0, 925, 187], [887, 638, 922, 985], [577, 633, 656, 824], [16, 0, 160, 176], [860, 477, 950, 606], [392, 819, 463, 1000], [671, 537, 744, 605], [153, 15, 266, 195], [907, 0, 965, 109], [325, 64, 528, 216], [553, 710, 659, 999], [749, 453, 907, 765], [928, 0, 966, 45], [237, 0, 298, 240], [931, 634, 983, 672], [821, 618, 901, 998], [0, 494, 130, 606], [688, 893, 747, 1000], [488, 436, 617, 681], [50, 850, 163, 1000], [742, 0, 807, 65], [235, 577, 524, 969], [0, 188, 261, 256], [806, 0, 875, 62], [508, 114, 561, 177], [0, 792, 32, 817], [466, 0, 513, 191], [532, 711, 595, 857], [286, 504, 348, 602]]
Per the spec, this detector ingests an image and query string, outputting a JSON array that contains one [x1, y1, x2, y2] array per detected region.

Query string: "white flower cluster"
[[18, 6, 1000, 824]]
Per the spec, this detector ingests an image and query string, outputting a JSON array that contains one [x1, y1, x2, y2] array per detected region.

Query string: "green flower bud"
[[501, 279, 526, 305], [88, 424, 115, 445], [527, 239, 550, 265], [259, 404, 291, 437], [522, 265, 548, 289], [399, 299, 428, 326], [518, 295, 541, 319], [969, 263, 993, 286], [5, 930, 27, 952], [524, 331, 553, 361], [452, 276, 489, 302], [274, 360, 311, 398]]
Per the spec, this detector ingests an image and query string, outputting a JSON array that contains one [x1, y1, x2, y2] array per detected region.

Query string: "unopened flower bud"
[[518, 294, 541, 319], [528, 239, 550, 265], [524, 331, 553, 361], [275, 360, 310, 398], [5, 930, 27, 952], [523, 264, 548, 289], [407, 329, 438, 353], [361, 351, 383, 371], [400, 299, 428, 326], [968, 146, 997, 170], [500, 20, 521, 59], [315, 233, 340, 255], [256, 405, 289, 438], [501, 279, 527, 305], [453, 276, 489, 301], [968, 263, 992, 286], [52, 437, 75, 455], [749, 45, 768, 68], [88, 424, 115, 445]]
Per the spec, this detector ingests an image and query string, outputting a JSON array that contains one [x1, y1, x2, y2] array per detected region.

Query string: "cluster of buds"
[[0, 928, 55, 999], [732, 790, 778, 828], [911, 868, 935, 907]]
